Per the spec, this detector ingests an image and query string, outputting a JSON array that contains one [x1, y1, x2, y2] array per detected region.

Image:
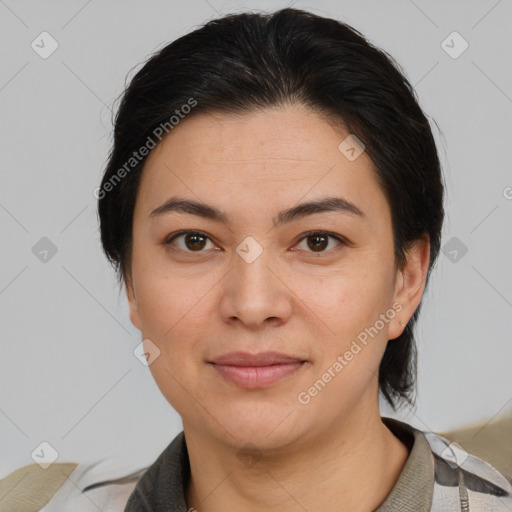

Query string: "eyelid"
[[164, 229, 347, 254]]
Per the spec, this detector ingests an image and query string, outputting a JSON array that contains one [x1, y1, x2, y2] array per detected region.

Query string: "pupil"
[[308, 235, 327, 252], [186, 233, 206, 251]]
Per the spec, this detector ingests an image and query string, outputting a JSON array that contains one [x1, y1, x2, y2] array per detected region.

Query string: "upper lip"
[[209, 351, 306, 367]]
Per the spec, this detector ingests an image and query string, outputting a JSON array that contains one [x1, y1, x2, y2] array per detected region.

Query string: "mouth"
[[208, 351, 307, 389]]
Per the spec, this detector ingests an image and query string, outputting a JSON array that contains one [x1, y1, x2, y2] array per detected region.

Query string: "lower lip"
[[210, 362, 305, 388]]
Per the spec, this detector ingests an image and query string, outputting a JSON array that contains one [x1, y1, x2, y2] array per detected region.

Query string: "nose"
[[218, 239, 293, 329]]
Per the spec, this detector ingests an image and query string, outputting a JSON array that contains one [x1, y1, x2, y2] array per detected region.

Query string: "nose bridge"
[[224, 234, 290, 325], [233, 234, 275, 295]]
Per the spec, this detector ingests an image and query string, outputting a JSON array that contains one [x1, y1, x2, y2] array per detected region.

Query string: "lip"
[[210, 351, 306, 366], [209, 351, 307, 389]]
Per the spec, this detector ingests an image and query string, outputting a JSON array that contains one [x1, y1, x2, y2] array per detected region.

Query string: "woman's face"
[[126, 105, 422, 449]]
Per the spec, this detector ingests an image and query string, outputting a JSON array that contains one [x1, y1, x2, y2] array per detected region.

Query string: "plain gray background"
[[1, 0, 511, 478]]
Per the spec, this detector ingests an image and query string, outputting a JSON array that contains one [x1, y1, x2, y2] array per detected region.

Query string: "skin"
[[126, 104, 430, 512]]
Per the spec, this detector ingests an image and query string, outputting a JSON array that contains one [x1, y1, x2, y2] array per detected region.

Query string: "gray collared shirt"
[[124, 417, 512, 511]]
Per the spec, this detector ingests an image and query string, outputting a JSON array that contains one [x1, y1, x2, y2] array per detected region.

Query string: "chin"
[[211, 403, 306, 448]]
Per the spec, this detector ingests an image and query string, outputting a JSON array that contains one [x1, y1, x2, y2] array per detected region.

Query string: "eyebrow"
[[149, 196, 365, 227]]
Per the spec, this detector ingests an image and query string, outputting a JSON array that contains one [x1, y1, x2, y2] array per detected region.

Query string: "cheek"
[[135, 276, 207, 411], [297, 272, 396, 401], [133, 259, 211, 355], [131, 246, 195, 333], [136, 281, 182, 336], [298, 266, 395, 334], [298, 276, 393, 405]]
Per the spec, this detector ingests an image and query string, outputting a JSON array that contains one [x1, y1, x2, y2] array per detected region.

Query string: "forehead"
[[145, 106, 359, 171], [135, 106, 389, 227]]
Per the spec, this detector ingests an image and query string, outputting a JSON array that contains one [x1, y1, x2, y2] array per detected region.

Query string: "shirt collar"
[[125, 417, 434, 511]]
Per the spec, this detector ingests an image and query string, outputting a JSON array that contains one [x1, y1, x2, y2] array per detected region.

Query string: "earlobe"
[[125, 280, 142, 331], [390, 235, 430, 339]]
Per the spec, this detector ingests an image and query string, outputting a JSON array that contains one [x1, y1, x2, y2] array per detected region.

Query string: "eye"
[[163, 229, 346, 256], [164, 230, 216, 253], [295, 230, 345, 254]]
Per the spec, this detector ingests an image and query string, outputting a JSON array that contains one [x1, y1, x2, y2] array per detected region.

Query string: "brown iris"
[[183, 233, 207, 251], [307, 234, 329, 252]]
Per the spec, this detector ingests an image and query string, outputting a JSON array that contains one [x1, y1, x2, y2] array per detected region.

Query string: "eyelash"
[[163, 230, 347, 256]]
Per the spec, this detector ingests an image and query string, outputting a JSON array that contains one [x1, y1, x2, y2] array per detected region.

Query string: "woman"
[[97, 8, 512, 511]]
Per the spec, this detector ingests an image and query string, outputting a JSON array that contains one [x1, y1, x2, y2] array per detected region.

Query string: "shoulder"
[[381, 417, 512, 511], [0, 457, 149, 511], [124, 430, 189, 511], [422, 429, 512, 510]]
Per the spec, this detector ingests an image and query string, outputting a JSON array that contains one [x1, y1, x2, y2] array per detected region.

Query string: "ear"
[[125, 276, 142, 331], [388, 235, 430, 340]]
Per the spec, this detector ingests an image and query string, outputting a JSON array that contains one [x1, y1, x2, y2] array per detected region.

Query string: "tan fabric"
[[0, 462, 77, 512], [40, 472, 144, 512]]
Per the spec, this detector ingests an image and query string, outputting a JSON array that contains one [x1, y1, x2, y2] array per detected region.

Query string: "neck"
[[184, 408, 409, 512]]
